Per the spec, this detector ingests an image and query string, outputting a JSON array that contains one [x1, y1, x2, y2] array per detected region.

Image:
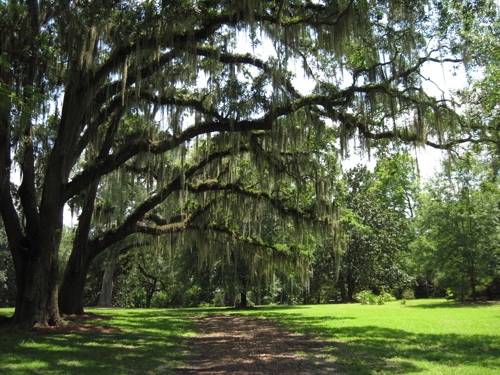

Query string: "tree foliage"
[[412, 154, 500, 300], [339, 155, 417, 301]]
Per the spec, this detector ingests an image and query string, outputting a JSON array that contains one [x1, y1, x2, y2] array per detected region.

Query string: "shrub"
[[212, 289, 225, 307], [355, 290, 380, 305], [379, 291, 396, 303], [355, 290, 396, 305], [401, 289, 415, 300]]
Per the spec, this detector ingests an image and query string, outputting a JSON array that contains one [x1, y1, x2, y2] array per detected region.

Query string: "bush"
[[401, 289, 415, 300], [212, 289, 225, 307], [355, 290, 380, 305], [151, 291, 171, 308], [380, 290, 396, 302], [355, 290, 396, 305]]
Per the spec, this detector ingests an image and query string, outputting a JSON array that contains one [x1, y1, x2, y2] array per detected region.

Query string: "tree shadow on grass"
[[0, 310, 193, 375], [323, 326, 498, 374], [0, 330, 187, 375]]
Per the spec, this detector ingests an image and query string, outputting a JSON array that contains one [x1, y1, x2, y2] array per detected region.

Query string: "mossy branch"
[[88, 146, 249, 255]]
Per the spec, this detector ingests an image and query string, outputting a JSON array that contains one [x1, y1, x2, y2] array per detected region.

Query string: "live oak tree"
[[1, 0, 497, 327], [106, 147, 320, 308]]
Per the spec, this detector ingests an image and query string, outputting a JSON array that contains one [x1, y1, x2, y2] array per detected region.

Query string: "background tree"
[[96, 238, 146, 307], [411, 154, 500, 300], [407, 2, 500, 301], [338, 153, 417, 301], [111, 244, 170, 308], [96, 247, 121, 308], [1, 0, 497, 327], [373, 151, 420, 218], [306, 241, 339, 304]]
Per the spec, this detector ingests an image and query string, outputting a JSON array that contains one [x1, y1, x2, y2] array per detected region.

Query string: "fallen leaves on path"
[[172, 314, 335, 374]]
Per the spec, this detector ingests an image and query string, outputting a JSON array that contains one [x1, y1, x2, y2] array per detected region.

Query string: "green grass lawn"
[[0, 308, 196, 375], [237, 299, 500, 374], [0, 299, 498, 374]]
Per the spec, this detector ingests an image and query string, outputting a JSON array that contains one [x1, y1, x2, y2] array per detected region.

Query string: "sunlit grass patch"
[[3, 359, 50, 372], [233, 299, 500, 374]]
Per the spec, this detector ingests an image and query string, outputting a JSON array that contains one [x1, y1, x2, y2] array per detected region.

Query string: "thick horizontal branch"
[[139, 91, 223, 120], [336, 110, 496, 150], [187, 181, 322, 222], [138, 220, 288, 255], [88, 146, 249, 255], [66, 50, 488, 200], [143, 212, 187, 226], [196, 47, 301, 99], [138, 201, 214, 235], [195, 223, 284, 253], [64, 115, 267, 199]]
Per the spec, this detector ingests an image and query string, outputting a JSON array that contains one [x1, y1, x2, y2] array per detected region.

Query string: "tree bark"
[[59, 181, 99, 314], [58, 252, 92, 315], [337, 271, 347, 302], [347, 267, 355, 302], [8, 203, 64, 328], [145, 283, 156, 308], [0, 0, 63, 328], [240, 292, 248, 308], [12, 245, 61, 327], [98, 248, 121, 307], [469, 263, 477, 301]]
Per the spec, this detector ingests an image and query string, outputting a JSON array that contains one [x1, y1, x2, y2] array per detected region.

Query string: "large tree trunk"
[[58, 253, 92, 315], [11, 244, 61, 327], [469, 263, 477, 301], [239, 272, 249, 308], [145, 284, 156, 308], [8, 202, 64, 328], [98, 248, 120, 307], [347, 267, 355, 302], [0, 0, 63, 327], [225, 288, 235, 307], [59, 182, 99, 315], [1, 115, 62, 327], [1, 1, 119, 328]]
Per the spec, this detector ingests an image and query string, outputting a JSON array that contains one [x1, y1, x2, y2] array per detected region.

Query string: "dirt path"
[[172, 315, 334, 374]]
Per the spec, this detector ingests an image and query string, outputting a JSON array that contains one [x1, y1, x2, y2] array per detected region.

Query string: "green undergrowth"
[[0, 299, 498, 374]]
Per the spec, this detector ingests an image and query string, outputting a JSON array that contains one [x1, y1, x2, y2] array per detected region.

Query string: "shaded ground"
[[172, 315, 335, 374], [0, 313, 121, 334], [1, 312, 335, 373]]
